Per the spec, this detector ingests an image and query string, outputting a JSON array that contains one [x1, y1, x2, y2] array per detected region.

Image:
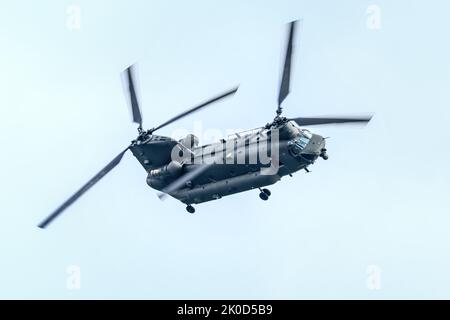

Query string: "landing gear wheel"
[[259, 192, 269, 201], [186, 205, 195, 214], [262, 188, 271, 196]]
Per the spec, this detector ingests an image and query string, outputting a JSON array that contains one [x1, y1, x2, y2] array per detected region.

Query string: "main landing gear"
[[186, 205, 195, 214], [259, 188, 271, 201]]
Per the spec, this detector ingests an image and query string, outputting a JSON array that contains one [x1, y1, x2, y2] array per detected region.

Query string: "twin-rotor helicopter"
[[38, 20, 372, 228]]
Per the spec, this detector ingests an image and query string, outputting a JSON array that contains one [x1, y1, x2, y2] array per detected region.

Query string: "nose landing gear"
[[259, 188, 271, 201]]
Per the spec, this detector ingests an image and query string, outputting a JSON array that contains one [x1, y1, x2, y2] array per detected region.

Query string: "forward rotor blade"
[[290, 115, 373, 126], [122, 65, 143, 129], [158, 164, 213, 200], [277, 20, 299, 114], [38, 148, 130, 229], [151, 87, 239, 133]]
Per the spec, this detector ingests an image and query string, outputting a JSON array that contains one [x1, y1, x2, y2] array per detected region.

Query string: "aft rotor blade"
[[158, 164, 213, 200], [122, 64, 143, 129], [38, 148, 130, 229], [290, 115, 373, 126], [277, 20, 298, 114], [151, 87, 239, 133]]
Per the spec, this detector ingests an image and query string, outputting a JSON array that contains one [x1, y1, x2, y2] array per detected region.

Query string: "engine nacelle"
[[146, 161, 183, 189], [148, 161, 182, 178]]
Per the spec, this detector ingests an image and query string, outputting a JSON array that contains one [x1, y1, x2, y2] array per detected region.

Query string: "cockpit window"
[[289, 133, 311, 156], [301, 129, 312, 139], [296, 136, 310, 149]]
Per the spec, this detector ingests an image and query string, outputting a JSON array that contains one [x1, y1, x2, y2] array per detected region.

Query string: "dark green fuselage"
[[130, 121, 326, 205]]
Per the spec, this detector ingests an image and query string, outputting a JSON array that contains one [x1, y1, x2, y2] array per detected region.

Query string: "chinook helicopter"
[[38, 20, 372, 228]]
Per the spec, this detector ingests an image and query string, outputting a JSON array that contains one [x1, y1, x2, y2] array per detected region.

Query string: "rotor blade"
[[38, 147, 130, 229], [158, 164, 213, 200], [122, 65, 143, 128], [290, 115, 373, 126], [151, 87, 238, 133], [277, 20, 298, 113]]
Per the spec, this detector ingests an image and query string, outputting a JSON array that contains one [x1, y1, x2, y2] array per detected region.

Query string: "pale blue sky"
[[1, 0, 450, 299]]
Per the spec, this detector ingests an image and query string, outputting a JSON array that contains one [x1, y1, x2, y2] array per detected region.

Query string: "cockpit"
[[288, 121, 313, 155]]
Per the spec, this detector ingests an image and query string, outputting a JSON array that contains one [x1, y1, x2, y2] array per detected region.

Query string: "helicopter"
[[38, 20, 372, 228]]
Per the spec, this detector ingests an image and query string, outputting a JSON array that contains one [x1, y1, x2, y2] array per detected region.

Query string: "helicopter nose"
[[299, 133, 328, 161], [303, 133, 325, 153], [315, 135, 328, 160]]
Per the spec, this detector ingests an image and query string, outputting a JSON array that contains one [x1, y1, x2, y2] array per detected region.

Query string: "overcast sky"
[[1, 0, 449, 298]]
